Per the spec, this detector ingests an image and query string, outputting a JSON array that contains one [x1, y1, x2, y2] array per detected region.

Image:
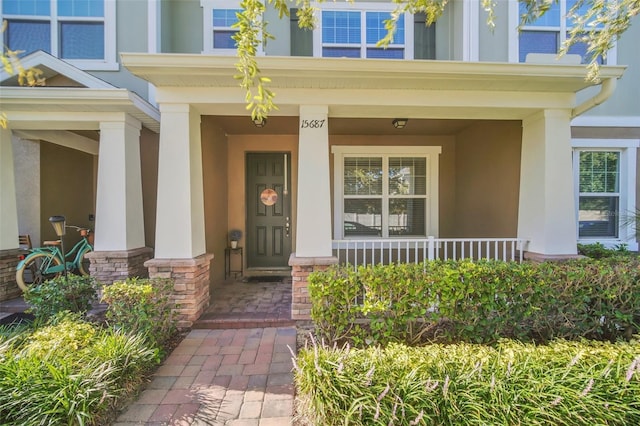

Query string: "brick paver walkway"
[[114, 327, 297, 425]]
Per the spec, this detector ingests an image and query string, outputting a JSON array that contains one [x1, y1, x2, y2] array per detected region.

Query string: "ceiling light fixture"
[[393, 118, 408, 129], [253, 117, 267, 128]]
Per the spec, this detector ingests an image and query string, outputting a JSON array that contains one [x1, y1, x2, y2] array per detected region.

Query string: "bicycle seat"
[[43, 240, 61, 246]]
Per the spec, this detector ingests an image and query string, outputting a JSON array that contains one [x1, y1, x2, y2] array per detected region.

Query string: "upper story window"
[[0, 0, 117, 70], [313, 3, 413, 59], [517, 0, 609, 64], [212, 8, 241, 49], [202, 0, 263, 54]]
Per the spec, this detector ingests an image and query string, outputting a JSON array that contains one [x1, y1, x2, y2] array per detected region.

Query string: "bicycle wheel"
[[77, 246, 93, 276], [16, 253, 62, 292]]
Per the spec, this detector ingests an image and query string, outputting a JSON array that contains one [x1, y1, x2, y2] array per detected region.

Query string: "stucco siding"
[[40, 142, 95, 247], [201, 118, 229, 282], [454, 121, 522, 238], [140, 128, 159, 249]]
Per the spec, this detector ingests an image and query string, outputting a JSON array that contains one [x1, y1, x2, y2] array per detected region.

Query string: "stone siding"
[[289, 254, 338, 320], [145, 254, 214, 329], [85, 247, 154, 285], [0, 249, 23, 302]]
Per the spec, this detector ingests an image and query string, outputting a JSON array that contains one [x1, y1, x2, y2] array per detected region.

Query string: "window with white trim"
[[517, 0, 607, 64], [572, 140, 639, 249], [314, 3, 413, 59], [332, 146, 440, 239], [576, 150, 620, 238], [0, 0, 116, 70], [201, 0, 261, 54]]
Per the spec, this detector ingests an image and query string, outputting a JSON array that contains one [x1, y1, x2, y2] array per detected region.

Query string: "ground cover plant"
[[0, 311, 160, 425], [0, 277, 179, 425], [295, 338, 640, 425], [297, 258, 640, 424]]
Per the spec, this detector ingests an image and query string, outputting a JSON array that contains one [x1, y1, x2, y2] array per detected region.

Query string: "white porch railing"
[[332, 237, 529, 268]]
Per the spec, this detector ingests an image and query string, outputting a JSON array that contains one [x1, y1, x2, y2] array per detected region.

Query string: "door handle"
[[285, 217, 290, 237]]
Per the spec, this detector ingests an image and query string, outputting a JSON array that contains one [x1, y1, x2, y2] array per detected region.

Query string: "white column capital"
[[99, 113, 142, 131], [159, 103, 193, 114], [299, 105, 329, 115], [523, 109, 572, 126]]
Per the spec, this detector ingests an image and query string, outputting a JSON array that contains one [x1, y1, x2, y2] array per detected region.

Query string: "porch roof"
[[1, 87, 160, 133], [121, 54, 625, 93], [120, 54, 626, 120]]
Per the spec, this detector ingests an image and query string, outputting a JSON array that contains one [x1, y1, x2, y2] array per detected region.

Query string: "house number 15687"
[[300, 119, 326, 129]]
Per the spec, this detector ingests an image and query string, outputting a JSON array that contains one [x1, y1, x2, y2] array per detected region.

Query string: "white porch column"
[[0, 128, 19, 251], [154, 103, 206, 259], [295, 105, 332, 257], [95, 115, 145, 251], [518, 109, 578, 256]]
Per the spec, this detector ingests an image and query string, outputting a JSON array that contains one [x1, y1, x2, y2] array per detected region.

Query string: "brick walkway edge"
[[114, 327, 297, 426]]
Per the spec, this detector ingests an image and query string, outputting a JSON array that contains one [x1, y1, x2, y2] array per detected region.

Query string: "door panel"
[[246, 153, 291, 268]]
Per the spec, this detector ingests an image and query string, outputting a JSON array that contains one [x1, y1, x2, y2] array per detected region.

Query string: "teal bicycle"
[[16, 226, 93, 291]]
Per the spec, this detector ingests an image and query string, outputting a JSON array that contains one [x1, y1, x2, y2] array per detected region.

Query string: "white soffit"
[[121, 54, 626, 94]]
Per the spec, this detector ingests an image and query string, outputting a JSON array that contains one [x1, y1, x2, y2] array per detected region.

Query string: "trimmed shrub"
[[0, 312, 159, 425], [308, 258, 640, 346], [24, 274, 98, 320], [101, 277, 177, 349], [295, 338, 640, 426], [577, 242, 633, 259]]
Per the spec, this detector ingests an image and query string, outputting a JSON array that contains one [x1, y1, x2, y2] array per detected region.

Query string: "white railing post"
[[332, 237, 530, 268], [427, 236, 435, 261]]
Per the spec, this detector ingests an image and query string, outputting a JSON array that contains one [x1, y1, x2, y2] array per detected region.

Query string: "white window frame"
[[312, 2, 414, 60], [572, 139, 639, 250], [507, 0, 617, 65], [201, 0, 264, 55], [332, 145, 441, 239], [0, 0, 117, 71]]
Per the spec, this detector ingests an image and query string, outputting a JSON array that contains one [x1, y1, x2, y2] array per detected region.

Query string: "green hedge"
[[308, 258, 640, 346], [0, 312, 160, 425], [295, 338, 640, 426]]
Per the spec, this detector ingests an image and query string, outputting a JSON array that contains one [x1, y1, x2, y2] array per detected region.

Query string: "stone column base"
[[85, 247, 154, 285], [145, 254, 214, 329], [524, 251, 586, 263], [0, 249, 23, 302], [289, 253, 338, 320]]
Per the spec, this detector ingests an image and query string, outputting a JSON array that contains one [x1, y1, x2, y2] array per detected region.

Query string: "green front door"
[[246, 153, 292, 268]]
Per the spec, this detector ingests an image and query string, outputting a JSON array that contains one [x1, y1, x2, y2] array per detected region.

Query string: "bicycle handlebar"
[[65, 225, 91, 231]]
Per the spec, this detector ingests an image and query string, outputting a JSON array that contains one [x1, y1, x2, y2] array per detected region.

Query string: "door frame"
[[245, 151, 293, 270]]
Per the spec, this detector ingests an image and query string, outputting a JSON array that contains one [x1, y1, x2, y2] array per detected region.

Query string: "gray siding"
[[478, 1, 508, 62], [90, 0, 151, 99], [264, 4, 291, 56], [584, 15, 640, 117], [161, 0, 203, 54]]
